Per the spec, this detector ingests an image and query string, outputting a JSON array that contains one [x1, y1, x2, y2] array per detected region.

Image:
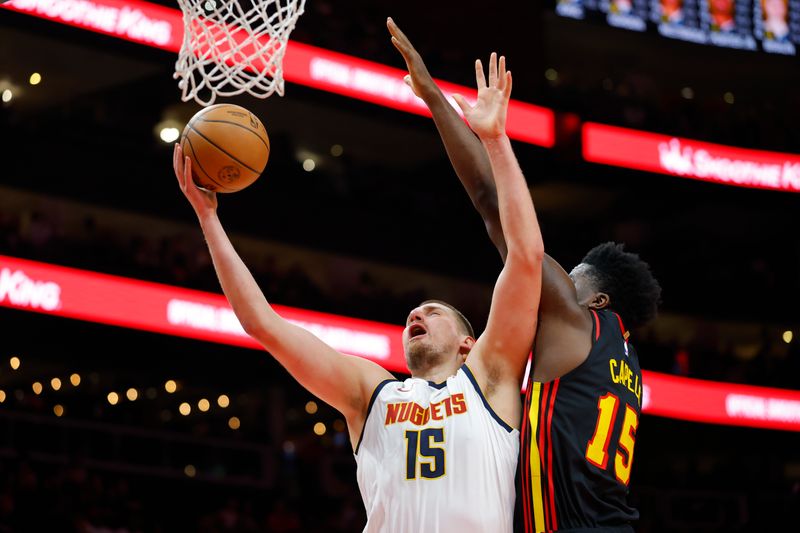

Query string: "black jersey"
[[520, 309, 642, 532]]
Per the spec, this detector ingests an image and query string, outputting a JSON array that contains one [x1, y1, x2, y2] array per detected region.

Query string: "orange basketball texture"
[[181, 104, 270, 193]]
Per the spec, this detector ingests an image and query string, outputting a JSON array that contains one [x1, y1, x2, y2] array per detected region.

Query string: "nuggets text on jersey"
[[384, 393, 468, 426]]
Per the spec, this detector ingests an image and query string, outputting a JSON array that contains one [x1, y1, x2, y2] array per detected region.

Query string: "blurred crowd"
[[0, 207, 428, 327], [2, 201, 795, 532], [0, 453, 364, 533], [0, 409, 793, 533], [541, 70, 800, 153], [1, 203, 796, 389]]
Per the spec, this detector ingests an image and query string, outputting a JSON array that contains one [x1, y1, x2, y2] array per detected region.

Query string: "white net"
[[174, 0, 306, 106]]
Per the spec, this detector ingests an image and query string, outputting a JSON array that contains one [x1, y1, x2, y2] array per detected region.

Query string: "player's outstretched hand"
[[387, 17, 437, 100], [173, 143, 218, 217], [452, 53, 512, 140]]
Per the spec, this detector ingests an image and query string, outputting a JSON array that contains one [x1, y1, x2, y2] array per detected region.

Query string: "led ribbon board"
[[641, 370, 800, 432], [0, 254, 407, 372], [583, 122, 800, 193]]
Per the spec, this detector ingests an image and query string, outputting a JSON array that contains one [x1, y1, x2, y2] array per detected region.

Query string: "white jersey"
[[354, 364, 519, 533]]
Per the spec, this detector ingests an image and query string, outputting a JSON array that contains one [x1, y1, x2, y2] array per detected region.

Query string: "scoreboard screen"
[[555, 0, 800, 55]]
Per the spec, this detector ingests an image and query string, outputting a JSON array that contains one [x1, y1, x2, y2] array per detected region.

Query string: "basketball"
[[180, 104, 270, 193]]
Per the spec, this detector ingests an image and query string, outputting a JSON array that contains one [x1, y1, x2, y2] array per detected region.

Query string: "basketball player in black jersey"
[[388, 19, 662, 532]]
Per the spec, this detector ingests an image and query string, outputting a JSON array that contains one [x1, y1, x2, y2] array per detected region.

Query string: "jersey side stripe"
[[521, 387, 533, 533], [546, 379, 560, 530], [527, 382, 546, 532], [539, 382, 552, 529], [591, 309, 601, 341], [540, 382, 551, 530]]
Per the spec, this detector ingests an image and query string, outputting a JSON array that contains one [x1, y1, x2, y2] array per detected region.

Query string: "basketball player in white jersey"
[[172, 53, 543, 532]]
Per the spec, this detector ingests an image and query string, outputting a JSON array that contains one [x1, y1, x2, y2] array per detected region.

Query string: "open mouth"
[[408, 324, 427, 340]]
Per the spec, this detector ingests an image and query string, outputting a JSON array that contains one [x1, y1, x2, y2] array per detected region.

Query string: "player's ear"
[[458, 336, 475, 360], [588, 292, 610, 310]]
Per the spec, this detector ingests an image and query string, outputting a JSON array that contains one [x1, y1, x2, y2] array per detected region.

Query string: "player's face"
[[403, 303, 463, 370], [568, 263, 599, 307]]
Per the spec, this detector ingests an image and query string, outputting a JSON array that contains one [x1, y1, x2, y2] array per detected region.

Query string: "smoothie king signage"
[[583, 123, 800, 193]]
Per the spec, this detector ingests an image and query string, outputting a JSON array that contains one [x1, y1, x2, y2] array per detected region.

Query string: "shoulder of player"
[[345, 362, 398, 451], [531, 307, 596, 382], [341, 356, 397, 417]]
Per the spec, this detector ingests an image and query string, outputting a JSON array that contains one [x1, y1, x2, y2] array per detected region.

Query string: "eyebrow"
[[406, 304, 448, 323]]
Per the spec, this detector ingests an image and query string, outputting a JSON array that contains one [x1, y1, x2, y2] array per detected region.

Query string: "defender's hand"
[[387, 17, 438, 100]]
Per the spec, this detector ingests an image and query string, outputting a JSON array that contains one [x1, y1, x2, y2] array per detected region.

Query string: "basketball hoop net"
[[174, 0, 306, 106]]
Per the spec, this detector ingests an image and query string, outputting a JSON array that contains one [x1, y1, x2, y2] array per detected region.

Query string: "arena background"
[[0, 0, 798, 531]]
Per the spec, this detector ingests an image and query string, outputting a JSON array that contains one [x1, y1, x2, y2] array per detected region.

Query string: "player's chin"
[[409, 337, 435, 354]]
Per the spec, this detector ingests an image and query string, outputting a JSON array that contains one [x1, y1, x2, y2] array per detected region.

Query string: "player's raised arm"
[[388, 18, 586, 332], [172, 144, 393, 443], [387, 17, 505, 258], [452, 55, 544, 424]]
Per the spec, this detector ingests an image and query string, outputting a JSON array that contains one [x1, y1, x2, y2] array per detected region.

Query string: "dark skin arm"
[[388, 18, 592, 381]]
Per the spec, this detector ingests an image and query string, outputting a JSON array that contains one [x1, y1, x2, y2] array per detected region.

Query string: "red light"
[[583, 123, 800, 193]]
